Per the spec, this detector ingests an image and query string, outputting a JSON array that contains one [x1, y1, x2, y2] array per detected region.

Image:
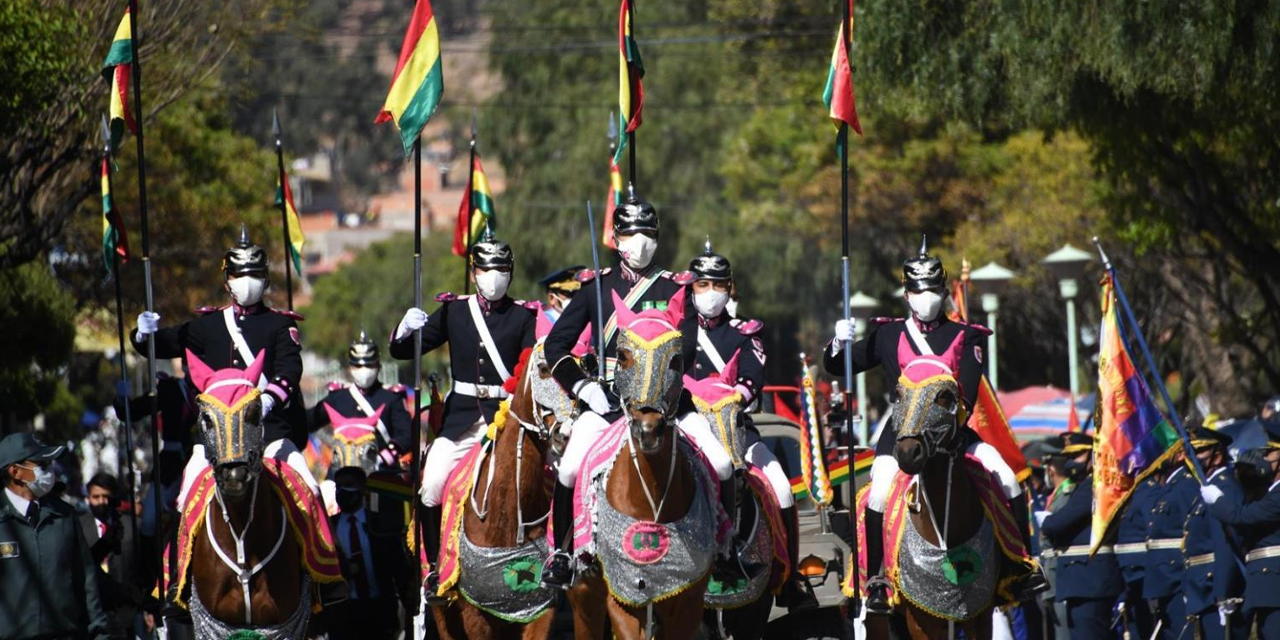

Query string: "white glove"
[[1034, 510, 1050, 528], [1200, 484, 1224, 505], [575, 381, 613, 415], [136, 311, 161, 340], [260, 393, 276, 416], [394, 308, 428, 341], [834, 319, 854, 343]]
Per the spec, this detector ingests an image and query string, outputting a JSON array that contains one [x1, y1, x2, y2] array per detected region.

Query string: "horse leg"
[[605, 599, 644, 640], [567, 573, 608, 640], [520, 608, 554, 640], [962, 609, 993, 640], [904, 602, 953, 640], [654, 577, 710, 640], [432, 602, 468, 640]]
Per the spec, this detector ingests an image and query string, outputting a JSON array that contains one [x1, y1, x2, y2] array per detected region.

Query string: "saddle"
[[704, 467, 789, 609]]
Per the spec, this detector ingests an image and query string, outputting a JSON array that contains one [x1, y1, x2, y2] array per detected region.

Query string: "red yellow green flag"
[[1090, 274, 1181, 551], [275, 172, 305, 276], [822, 0, 862, 137], [375, 0, 443, 156], [101, 9, 136, 149], [602, 159, 623, 249], [799, 368, 833, 507], [101, 158, 129, 272], [451, 153, 495, 257], [613, 0, 645, 164]]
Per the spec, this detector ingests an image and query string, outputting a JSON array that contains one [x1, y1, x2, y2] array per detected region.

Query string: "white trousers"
[[176, 439, 319, 507], [745, 440, 795, 509], [556, 411, 734, 488], [418, 417, 486, 508], [865, 440, 1021, 512]]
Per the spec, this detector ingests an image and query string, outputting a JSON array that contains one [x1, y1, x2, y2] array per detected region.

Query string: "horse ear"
[[941, 331, 966, 374], [185, 349, 215, 392], [535, 309, 553, 340], [323, 404, 345, 428], [611, 290, 636, 329], [244, 350, 267, 385], [370, 404, 385, 423], [664, 288, 686, 325], [896, 332, 916, 369], [721, 349, 741, 385]]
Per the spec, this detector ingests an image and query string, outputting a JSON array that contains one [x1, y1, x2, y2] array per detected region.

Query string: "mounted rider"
[[388, 234, 537, 605], [541, 187, 740, 589], [310, 332, 412, 471], [132, 225, 316, 505], [823, 237, 1039, 614], [685, 239, 818, 609]]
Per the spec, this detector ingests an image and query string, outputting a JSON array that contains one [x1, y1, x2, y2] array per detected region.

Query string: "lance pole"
[[627, 0, 637, 187], [463, 115, 476, 295], [411, 138, 424, 565], [585, 201, 607, 379], [125, 0, 163, 590], [102, 114, 142, 573], [272, 109, 294, 310]]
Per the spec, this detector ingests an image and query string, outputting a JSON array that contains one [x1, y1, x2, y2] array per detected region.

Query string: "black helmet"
[[612, 184, 659, 236], [347, 331, 380, 367], [902, 234, 946, 293], [469, 230, 514, 271], [222, 224, 269, 278], [689, 237, 731, 281]]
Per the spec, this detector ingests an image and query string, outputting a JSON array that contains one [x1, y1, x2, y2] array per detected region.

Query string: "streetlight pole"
[[970, 261, 1015, 393], [1042, 245, 1094, 401]]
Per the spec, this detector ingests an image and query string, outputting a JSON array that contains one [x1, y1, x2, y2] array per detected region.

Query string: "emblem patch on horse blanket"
[[456, 531, 554, 623], [898, 516, 996, 621], [162, 460, 342, 610], [843, 454, 1037, 609]]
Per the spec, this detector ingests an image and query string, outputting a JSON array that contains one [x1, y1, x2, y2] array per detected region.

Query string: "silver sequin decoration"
[[704, 491, 774, 609], [593, 441, 719, 607], [189, 574, 312, 640], [897, 515, 996, 622], [457, 530, 555, 623]]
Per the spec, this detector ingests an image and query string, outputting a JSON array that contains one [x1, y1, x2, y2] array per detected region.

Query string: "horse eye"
[[669, 355, 683, 372], [935, 391, 957, 412], [200, 415, 213, 431], [538, 363, 553, 379], [617, 348, 633, 369]]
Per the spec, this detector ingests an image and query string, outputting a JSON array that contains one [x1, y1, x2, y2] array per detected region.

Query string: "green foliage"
[[0, 263, 78, 431], [0, 0, 82, 134]]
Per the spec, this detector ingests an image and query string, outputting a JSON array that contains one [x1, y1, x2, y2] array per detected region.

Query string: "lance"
[[272, 109, 294, 310], [835, 0, 861, 614], [125, 0, 163, 589], [411, 138, 424, 569], [102, 114, 142, 574], [463, 113, 477, 296], [627, 0, 638, 188], [585, 201, 607, 379]]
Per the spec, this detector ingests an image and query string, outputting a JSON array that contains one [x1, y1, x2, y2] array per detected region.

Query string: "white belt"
[[1114, 542, 1147, 555], [1061, 545, 1113, 558], [1186, 553, 1214, 568], [1246, 546, 1280, 563], [1147, 538, 1182, 551], [452, 381, 509, 400]]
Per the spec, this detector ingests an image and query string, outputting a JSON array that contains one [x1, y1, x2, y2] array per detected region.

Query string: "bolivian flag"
[[821, 0, 862, 137], [376, 0, 443, 156], [602, 159, 622, 249], [101, 9, 136, 149], [101, 158, 129, 272], [275, 172, 305, 276], [613, 0, 644, 164], [451, 153, 495, 257]]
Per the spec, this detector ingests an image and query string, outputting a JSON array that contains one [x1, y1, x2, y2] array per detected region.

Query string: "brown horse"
[[431, 349, 558, 640], [567, 290, 719, 640], [184, 350, 313, 638]]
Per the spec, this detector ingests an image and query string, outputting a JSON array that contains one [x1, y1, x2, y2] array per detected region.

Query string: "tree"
[[0, 262, 78, 434]]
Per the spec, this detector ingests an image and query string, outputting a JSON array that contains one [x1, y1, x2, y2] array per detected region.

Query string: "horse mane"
[[502, 347, 534, 395]]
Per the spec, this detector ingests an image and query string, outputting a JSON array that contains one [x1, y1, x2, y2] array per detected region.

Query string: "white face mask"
[[617, 234, 658, 270], [693, 290, 729, 318], [907, 290, 944, 322], [350, 366, 379, 389], [21, 464, 55, 498], [474, 270, 511, 302], [228, 276, 266, 307]]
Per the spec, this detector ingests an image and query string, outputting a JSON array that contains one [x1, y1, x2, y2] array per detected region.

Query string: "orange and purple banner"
[[1090, 274, 1180, 550]]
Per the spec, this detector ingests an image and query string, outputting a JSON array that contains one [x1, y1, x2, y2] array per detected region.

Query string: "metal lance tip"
[[100, 114, 111, 151], [272, 108, 281, 141]]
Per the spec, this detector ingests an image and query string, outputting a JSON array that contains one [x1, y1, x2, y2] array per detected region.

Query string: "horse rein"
[[624, 414, 679, 522], [471, 360, 553, 541], [207, 476, 289, 625]]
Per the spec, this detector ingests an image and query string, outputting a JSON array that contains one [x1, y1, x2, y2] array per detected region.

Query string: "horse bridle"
[[207, 476, 288, 626]]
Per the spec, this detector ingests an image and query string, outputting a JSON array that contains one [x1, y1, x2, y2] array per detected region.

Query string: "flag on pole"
[[101, 9, 136, 149], [947, 278, 969, 323], [101, 158, 129, 272], [613, 0, 645, 164], [1090, 273, 1181, 551], [969, 376, 1030, 482], [822, 0, 862, 137], [275, 171, 305, 276], [451, 153, 495, 257], [1067, 395, 1081, 433], [375, 0, 443, 156], [602, 159, 623, 249], [799, 367, 833, 507]]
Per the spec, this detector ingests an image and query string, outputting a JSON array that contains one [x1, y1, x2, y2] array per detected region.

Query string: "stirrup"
[[778, 575, 819, 612], [1014, 568, 1050, 602], [864, 576, 893, 615], [541, 551, 575, 591], [423, 572, 450, 607]]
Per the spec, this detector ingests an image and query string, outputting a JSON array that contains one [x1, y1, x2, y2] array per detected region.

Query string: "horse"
[[857, 334, 1028, 640], [684, 352, 781, 640], [567, 289, 726, 640], [179, 349, 339, 639], [322, 404, 385, 477], [429, 347, 561, 640]]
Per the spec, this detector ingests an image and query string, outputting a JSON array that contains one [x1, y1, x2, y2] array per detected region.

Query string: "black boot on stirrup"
[[776, 506, 819, 611], [863, 508, 892, 615], [541, 483, 576, 590], [713, 478, 764, 583], [421, 505, 450, 607]]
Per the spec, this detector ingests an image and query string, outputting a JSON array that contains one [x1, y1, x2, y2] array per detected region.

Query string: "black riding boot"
[[422, 505, 449, 607], [541, 482, 576, 590], [776, 506, 819, 611], [713, 479, 762, 583], [1008, 494, 1049, 601], [863, 508, 892, 615]]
